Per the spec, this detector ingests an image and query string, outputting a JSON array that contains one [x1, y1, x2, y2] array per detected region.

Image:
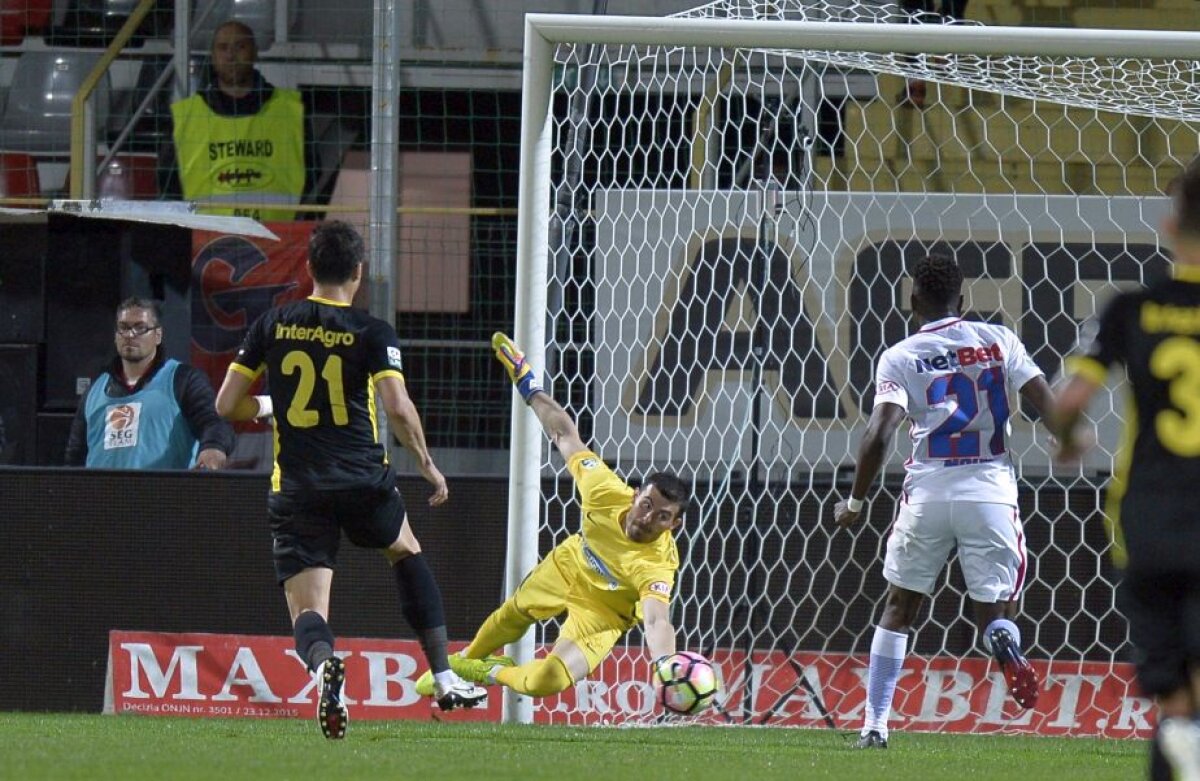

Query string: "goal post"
[[507, 10, 1200, 729]]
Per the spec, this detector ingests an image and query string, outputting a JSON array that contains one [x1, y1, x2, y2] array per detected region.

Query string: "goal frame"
[[505, 13, 1200, 725]]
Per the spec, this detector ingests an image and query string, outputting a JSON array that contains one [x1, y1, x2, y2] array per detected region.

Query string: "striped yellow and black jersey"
[[230, 295, 403, 492], [1066, 269, 1200, 573], [1067, 270, 1200, 495]]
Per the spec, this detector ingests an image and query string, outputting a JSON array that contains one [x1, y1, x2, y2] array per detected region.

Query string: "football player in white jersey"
[[834, 254, 1056, 749]]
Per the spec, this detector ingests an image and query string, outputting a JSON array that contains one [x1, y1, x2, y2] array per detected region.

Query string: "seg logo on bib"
[[104, 403, 142, 450]]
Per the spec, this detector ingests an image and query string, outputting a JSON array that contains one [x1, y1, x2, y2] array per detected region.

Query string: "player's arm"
[[1017, 374, 1055, 429], [642, 596, 677, 661], [376, 373, 448, 506], [492, 332, 587, 461], [834, 401, 906, 529], [215, 364, 271, 422], [1049, 298, 1123, 462], [216, 315, 272, 423], [177, 365, 235, 470], [527, 393, 588, 461], [1050, 370, 1104, 463]]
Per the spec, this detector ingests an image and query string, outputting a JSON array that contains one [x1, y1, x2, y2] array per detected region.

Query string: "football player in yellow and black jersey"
[[1054, 156, 1200, 781], [215, 221, 485, 739], [413, 331, 695, 703]]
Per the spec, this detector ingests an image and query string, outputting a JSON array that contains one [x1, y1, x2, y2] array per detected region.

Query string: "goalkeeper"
[[416, 332, 692, 699]]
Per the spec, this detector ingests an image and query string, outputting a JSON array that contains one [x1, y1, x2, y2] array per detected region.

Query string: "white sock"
[[433, 669, 458, 691], [863, 626, 908, 739], [984, 618, 1021, 649], [1159, 717, 1200, 781]]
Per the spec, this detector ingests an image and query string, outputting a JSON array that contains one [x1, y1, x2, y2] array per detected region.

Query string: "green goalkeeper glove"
[[492, 331, 543, 403]]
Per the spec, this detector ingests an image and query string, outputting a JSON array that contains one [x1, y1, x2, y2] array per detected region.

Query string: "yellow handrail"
[[69, 0, 159, 199], [184, 203, 520, 216]]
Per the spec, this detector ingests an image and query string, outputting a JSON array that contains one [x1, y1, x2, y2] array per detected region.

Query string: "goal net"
[[505, 5, 1200, 735]]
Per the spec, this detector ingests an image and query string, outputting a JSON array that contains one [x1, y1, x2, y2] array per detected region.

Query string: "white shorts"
[[882, 500, 1027, 603]]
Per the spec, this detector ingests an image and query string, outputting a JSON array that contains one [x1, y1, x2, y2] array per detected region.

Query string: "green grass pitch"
[[0, 713, 1143, 781]]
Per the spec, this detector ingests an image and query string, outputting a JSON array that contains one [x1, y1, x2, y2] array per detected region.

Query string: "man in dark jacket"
[[65, 297, 234, 469]]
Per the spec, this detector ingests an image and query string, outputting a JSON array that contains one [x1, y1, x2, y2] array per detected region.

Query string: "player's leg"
[[339, 484, 484, 711], [269, 491, 347, 739], [425, 546, 578, 694], [285, 569, 347, 740], [382, 518, 488, 711], [857, 585, 924, 749], [411, 551, 573, 700], [1122, 571, 1200, 781], [461, 544, 573, 661], [285, 569, 334, 660], [491, 608, 622, 697], [856, 501, 952, 748], [1157, 687, 1200, 781], [956, 502, 1039, 709]]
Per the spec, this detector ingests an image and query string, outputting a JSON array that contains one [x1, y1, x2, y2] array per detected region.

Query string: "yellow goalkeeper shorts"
[[512, 542, 634, 674]]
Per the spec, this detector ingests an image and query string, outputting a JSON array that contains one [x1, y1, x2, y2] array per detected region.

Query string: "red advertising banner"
[[546, 650, 1153, 738], [107, 631, 1152, 738], [189, 223, 315, 430], [106, 631, 496, 722]]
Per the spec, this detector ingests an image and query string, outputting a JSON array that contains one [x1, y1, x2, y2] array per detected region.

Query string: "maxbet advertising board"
[[105, 631, 1151, 737]]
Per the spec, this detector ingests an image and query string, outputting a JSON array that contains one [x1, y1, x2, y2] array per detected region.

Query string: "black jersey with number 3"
[[1071, 275, 1200, 492], [1068, 273, 1200, 571], [231, 295, 404, 492]]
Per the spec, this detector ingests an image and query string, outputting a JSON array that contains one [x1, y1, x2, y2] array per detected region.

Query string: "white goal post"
[[505, 10, 1200, 729]]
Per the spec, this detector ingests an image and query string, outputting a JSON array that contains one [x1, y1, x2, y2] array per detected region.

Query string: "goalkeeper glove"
[[492, 331, 543, 404]]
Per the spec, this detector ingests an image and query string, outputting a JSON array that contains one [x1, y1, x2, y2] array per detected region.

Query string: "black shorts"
[[1118, 570, 1200, 697], [267, 485, 407, 584]]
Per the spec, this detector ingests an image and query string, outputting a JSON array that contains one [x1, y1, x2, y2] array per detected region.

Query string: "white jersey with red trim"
[[872, 316, 1044, 505]]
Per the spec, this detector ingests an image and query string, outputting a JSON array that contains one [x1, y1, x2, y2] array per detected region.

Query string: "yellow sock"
[[495, 654, 574, 697], [462, 598, 532, 659]]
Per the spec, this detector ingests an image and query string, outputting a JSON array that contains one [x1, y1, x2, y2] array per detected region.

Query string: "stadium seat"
[[0, 152, 41, 198], [0, 0, 53, 45], [45, 0, 172, 46], [0, 50, 111, 154], [97, 152, 156, 199]]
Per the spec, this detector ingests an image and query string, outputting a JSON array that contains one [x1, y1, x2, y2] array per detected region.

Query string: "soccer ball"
[[654, 651, 719, 715]]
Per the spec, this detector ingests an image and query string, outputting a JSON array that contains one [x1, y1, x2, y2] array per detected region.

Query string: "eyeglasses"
[[115, 324, 160, 337]]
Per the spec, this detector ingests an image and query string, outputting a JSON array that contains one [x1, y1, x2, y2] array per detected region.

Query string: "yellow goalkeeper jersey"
[[561, 450, 679, 619]]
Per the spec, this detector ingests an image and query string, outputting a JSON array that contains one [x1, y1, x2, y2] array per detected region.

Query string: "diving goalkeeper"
[[416, 332, 692, 699]]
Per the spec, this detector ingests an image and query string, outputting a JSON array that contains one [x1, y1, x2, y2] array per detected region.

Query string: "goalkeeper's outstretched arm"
[[492, 331, 587, 460], [527, 393, 587, 462], [642, 597, 677, 660]]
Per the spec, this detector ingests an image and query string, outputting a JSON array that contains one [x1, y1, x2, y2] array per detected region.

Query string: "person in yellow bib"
[[415, 332, 694, 702], [160, 20, 309, 221]]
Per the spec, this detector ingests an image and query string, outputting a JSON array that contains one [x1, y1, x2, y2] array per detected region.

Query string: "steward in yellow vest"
[[163, 21, 308, 222]]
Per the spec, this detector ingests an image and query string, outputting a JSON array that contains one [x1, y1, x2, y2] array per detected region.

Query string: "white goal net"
[[504, 6, 1200, 735]]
